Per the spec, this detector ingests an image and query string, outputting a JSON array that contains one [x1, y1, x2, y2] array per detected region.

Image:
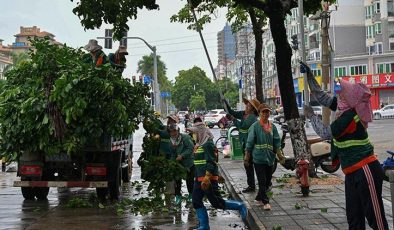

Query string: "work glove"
[[299, 61, 310, 73], [276, 149, 286, 165], [303, 105, 315, 119], [201, 171, 212, 191], [244, 151, 251, 167]]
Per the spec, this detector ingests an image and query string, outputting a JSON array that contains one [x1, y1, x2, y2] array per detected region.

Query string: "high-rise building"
[[216, 23, 236, 80]]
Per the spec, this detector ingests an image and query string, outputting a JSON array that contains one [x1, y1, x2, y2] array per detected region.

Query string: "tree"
[[3, 51, 30, 73], [172, 66, 214, 110], [217, 78, 238, 108], [190, 93, 206, 111], [171, 1, 267, 103], [137, 54, 172, 92]]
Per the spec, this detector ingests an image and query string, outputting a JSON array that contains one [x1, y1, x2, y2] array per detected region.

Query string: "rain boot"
[[175, 195, 182, 205], [224, 200, 247, 221], [195, 207, 209, 230]]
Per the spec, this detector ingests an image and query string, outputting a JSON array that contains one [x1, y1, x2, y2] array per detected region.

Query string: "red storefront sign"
[[342, 73, 394, 88]]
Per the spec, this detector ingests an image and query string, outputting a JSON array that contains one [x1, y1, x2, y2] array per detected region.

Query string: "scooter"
[[381, 150, 394, 181], [272, 115, 340, 174]]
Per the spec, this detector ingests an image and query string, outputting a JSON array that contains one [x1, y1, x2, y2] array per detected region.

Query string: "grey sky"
[[0, 0, 227, 82]]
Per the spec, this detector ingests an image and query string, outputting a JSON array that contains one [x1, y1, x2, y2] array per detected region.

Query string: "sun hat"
[[117, 45, 128, 55], [84, 39, 102, 52], [242, 98, 260, 111], [167, 115, 179, 123], [258, 103, 271, 112]]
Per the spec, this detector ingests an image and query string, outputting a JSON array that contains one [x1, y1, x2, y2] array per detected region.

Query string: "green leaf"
[[320, 208, 328, 213], [98, 203, 105, 209], [42, 115, 49, 125]]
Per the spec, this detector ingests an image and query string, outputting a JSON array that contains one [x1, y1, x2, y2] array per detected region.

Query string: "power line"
[[146, 31, 217, 43], [128, 38, 217, 49], [129, 46, 216, 57]]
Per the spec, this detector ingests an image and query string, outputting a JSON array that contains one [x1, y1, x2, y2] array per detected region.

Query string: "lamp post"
[[97, 36, 160, 113]]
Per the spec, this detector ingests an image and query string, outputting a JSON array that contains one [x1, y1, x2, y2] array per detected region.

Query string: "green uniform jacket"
[[167, 134, 194, 170], [158, 129, 171, 156], [245, 121, 281, 166], [194, 140, 218, 178], [228, 108, 257, 148], [330, 109, 374, 171]]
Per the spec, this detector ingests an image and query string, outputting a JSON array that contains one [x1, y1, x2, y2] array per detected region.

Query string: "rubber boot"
[[224, 200, 247, 221], [175, 195, 182, 205], [195, 207, 209, 230]]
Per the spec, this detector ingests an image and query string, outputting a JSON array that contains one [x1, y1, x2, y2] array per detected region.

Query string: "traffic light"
[[132, 76, 136, 84], [139, 75, 143, 82], [291, 34, 298, 50], [120, 31, 128, 48], [104, 29, 112, 49]]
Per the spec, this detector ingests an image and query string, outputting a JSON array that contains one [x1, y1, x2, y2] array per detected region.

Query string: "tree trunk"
[[249, 9, 264, 103], [267, 4, 311, 163]]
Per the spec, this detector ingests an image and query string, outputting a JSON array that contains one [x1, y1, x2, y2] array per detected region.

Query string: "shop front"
[[342, 73, 394, 110]]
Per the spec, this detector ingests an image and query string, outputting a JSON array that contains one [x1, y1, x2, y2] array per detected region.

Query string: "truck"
[[13, 134, 133, 200]]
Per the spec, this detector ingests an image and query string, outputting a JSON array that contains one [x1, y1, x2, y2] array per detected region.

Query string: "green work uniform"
[[228, 108, 257, 148], [194, 140, 218, 178], [167, 133, 194, 170]]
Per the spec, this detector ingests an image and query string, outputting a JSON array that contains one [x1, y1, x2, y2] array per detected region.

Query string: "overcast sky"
[[0, 0, 228, 82]]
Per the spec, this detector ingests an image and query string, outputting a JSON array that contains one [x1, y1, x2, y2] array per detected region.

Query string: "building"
[[10, 26, 61, 54], [261, 0, 394, 110], [0, 39, 12, 80], [216, 23, 236, 80]]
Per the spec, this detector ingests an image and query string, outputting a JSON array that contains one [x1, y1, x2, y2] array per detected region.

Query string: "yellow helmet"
[[154, 111, 161, 117]]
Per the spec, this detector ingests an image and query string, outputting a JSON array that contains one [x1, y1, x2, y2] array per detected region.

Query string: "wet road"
[[0, 124, 246, 230]]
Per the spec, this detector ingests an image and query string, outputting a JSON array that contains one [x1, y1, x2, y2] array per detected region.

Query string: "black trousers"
[[254, 163, 273, 204], [175, 165, 195, 196], [345, 160, 388, 230], [243, 143, 255, 188]]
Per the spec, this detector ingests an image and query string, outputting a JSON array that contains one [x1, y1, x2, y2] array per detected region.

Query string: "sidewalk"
[[219, 157, 394, 230]]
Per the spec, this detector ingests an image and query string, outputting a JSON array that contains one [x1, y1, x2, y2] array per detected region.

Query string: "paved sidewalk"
[[219, 157, 394, 230]]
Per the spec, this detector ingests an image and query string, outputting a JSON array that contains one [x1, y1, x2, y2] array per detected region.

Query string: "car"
[[373, 104, 394, 120], [177, 111, 188, 123], [204, 109, 226, 128]]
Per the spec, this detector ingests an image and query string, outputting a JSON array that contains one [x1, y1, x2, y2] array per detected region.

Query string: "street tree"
[[216, 78, 238, 108], [3, 51, 30, 73], [190, 93, 206, 112], [172, 66, 214, 110], [171, 0, 267, 103], [137, 54, 172, 92]]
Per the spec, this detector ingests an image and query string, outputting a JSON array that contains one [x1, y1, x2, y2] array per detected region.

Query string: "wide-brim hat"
[[167, 115, 179, 123], [118, 45, 128, 55], [258, 103, 271, 112], [242, 98, 260, 111], [84, 39, 102, 52]]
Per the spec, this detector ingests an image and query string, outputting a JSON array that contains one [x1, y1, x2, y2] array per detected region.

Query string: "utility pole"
[[321, 2, 331, 126], [298, 0, 309, 128]]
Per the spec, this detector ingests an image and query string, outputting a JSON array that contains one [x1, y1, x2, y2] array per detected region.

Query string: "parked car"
[[204, 109, 226, 128], [177, 111, 188, 123], [373, 104, 394, 120]]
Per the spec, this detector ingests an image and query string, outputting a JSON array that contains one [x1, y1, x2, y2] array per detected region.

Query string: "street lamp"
[[97, 36, 160, 113]]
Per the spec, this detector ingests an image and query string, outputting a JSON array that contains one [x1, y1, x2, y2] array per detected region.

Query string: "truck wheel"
[[96, 188, 108, 201], [109, 168, 121, 200], [35, 187, 49, 200], [122, 165, 131, 183], [21, 187, 35, 200]]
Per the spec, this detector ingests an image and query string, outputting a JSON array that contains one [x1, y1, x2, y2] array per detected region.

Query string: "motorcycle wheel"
[[320, 157, 340, 173]]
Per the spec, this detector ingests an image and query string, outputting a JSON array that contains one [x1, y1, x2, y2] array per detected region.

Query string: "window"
[[350, 65, 367, 75], [390, 42, 394, 50], [335, 67, 347, 77], [368, 45, 375, 55], [366, 5, 374, 19], [375, 42, 383, 54], [375, 22, 382, 34], [374, 1, 381, 14], [376, 63, 393, 73], [312, 69, 322, 76], [367, 25, 375, 38]]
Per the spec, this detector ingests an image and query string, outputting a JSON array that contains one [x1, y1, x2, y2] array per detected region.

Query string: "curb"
[[219, 163, 266, 230]]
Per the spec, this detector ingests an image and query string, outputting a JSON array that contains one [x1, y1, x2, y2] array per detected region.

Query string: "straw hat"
[[167, 115, 179, 123], [117, 45, 128, 55], [84, 39, 102, 52], [258, 103, 271, 112], [242, 98, 260, 111]]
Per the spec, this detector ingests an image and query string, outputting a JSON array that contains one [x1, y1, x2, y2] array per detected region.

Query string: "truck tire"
[[122, 165, 131, 183], [96, 188, 108, 201], [108, 150, 122, 200], [35, 187, 49, 200], [21, 187, 35, 200]]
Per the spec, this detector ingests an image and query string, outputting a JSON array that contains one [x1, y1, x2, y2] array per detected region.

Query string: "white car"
[[177, 111, 188, 123], [373, 104, 394, 120], [204, 109, 226, 128]]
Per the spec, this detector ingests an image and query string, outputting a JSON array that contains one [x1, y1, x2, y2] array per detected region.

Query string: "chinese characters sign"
[[342, 73, 394, 88]]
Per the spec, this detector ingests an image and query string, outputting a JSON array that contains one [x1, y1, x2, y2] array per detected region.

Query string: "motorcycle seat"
[[387, 150, 394, 156], [307, 137, 324, 145]]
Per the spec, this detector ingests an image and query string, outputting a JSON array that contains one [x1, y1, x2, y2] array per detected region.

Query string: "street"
[[0, 123, 246, 230]]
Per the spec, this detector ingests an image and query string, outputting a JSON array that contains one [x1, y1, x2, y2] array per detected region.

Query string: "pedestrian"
[[158, 115, 179, 156], [223, 98, 260, 193], [83, 39, 108, 67], [108, 45, 128, 73], [167, 124, 195, 205], [245, 103, 284, 210], [187, 123, 247, 230], [301, 62, 388, 230], [184, 113, 190, 129]]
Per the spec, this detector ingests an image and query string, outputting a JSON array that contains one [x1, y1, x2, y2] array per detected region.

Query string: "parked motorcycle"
[[272, 115, 340, 174]]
